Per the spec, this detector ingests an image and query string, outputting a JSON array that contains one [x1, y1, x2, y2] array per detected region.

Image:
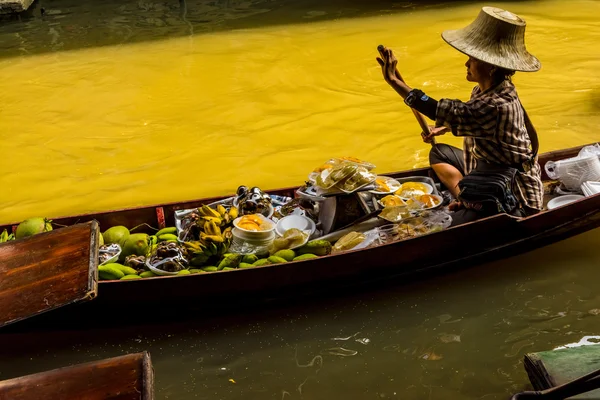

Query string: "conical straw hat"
[[441, 6, 541, 72]]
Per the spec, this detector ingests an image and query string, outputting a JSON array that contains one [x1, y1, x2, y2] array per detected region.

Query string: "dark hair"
[[492, 66, 516, 83]]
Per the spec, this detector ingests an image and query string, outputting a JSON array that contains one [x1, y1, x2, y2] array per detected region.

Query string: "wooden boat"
[[0, 351, 154, 399], [1, 143, 599, 330]]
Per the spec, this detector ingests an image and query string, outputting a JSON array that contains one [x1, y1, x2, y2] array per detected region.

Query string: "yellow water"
[[0, 0, 599, 226]]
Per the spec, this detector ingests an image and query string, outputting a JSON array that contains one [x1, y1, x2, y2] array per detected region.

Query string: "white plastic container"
[[232, 214, 276, 239], [275, 215, 316, 237]]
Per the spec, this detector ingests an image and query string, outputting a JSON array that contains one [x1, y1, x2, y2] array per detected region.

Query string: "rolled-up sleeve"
[[435, 97, 498, 138]]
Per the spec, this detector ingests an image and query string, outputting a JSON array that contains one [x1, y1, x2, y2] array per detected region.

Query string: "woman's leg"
[[428, 144, 466, 198], [431, 163, 463, 198]]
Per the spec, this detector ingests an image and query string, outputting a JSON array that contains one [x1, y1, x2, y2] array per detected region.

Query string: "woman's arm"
[[376, 48, 439, 121], [377, 47, 496, 139]]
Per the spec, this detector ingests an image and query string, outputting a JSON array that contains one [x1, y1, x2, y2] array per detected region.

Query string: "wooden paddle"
[[377, 45, 436, 146]]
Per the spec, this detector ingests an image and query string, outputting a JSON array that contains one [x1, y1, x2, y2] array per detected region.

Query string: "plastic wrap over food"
[[336, 167, 377, 193], [392, 210, 452, 240], [545, 151, 600, 191], [316, 162, 359, 189]]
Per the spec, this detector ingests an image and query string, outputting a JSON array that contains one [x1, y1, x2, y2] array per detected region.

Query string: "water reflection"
[[0, 0, 440, 59]]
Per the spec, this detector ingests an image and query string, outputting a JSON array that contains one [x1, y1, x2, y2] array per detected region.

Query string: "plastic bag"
[[545, 152, 600, 191], [146, 242, 188, 275], [578, 143, 600, 159], [99, 244, 121, 266]]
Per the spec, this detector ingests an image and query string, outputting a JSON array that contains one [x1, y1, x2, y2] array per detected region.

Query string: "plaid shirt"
[[435, 81, 544, 210]]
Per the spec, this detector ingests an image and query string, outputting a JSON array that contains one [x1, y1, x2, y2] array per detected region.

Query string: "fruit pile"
[[0, 205, 333, 282], [96, 203, 331, 281]]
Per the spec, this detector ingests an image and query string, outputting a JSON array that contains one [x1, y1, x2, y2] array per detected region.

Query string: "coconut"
[[120, 233, 150, 261], [103, 226, 130, 247], [15, 218, 53, 240]]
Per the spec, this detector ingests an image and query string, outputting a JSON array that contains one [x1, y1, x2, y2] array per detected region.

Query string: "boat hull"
[[0, 143, 598, 331]]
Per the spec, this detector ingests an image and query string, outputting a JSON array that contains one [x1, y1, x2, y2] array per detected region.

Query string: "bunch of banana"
[[183, 225, 234, 266], [0, 229, 14, 243], [196, 204, 239, 228]]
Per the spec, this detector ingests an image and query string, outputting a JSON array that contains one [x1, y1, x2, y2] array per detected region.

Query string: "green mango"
[[296, 240, 332, 256], [140, 271, 158, 278], [217, 254, 242, 270], [241, 254, 258, 264], [103, 226, 130, 247], [293, 254, 318, 261], [120, 233, 150, 261], [267, 256, 287, 265], [252, 259, 271, 267], [273, 249, 295, 262]]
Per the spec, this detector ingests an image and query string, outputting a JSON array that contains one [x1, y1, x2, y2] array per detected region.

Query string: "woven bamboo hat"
[[441, 6, 541, 72]]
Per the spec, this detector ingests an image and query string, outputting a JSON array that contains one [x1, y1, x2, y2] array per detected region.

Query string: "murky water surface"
[[1, 230, 600, 399], [1, 0, 600, 398]]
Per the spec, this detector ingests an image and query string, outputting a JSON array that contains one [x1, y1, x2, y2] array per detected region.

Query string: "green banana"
[[209, 242, 219, 256], [156, 227, 177, 236], [98, 265, 124, 280], [158, 233, 178, 242]]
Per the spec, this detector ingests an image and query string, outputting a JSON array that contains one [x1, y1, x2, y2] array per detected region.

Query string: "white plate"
[[395, 182, 434, 199], [369, 176, 402, 195], [276, 215, 316, 237], [547, 194, 585, 210], [377, 195, 407, 208]]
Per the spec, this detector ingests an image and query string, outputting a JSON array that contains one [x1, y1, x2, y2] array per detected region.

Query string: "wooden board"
[[0, 351, 154, 400], [0, 221, 99, 328], [0, 0, 34, 14]]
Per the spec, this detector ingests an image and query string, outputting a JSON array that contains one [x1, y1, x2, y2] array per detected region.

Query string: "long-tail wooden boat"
[[0, 351, 154, 399], [1, 143, 599, 330]]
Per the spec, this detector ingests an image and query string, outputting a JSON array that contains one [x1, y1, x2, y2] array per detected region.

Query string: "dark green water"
[[1, 228, 600, 399]]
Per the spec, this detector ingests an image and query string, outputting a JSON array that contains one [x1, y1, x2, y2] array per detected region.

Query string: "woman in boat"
[[377, 7, 544, 225]]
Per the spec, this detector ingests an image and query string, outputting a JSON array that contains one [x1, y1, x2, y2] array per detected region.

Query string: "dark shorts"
[[429, 143, 469, 175]]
